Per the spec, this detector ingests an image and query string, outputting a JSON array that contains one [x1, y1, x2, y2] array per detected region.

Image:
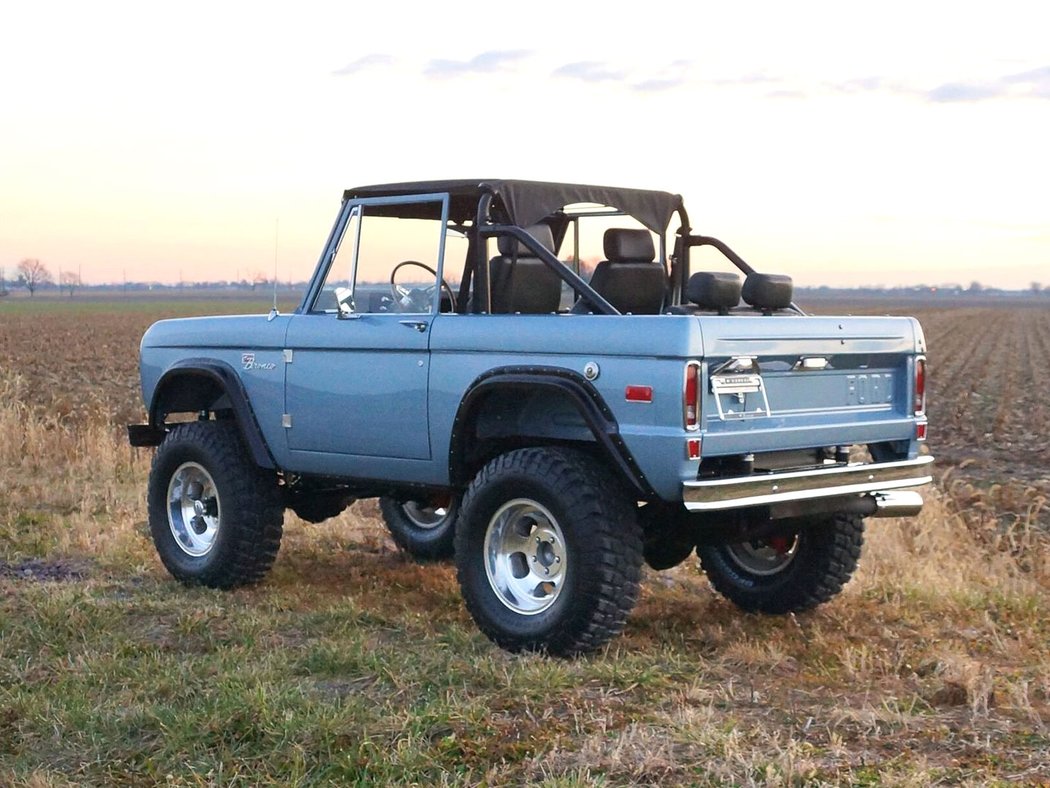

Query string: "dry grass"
[[2, 374, 1049, 784], [0, 376, 149, 563]]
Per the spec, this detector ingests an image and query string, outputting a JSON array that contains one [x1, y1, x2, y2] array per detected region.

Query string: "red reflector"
[[625, 385, 653, 403], [916, 422, 927, 440], [686, 438, 701, 460]]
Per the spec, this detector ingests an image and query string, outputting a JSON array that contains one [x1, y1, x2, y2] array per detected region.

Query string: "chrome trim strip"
[[764, 403, 894, 416], [683, 455, 934, 511]]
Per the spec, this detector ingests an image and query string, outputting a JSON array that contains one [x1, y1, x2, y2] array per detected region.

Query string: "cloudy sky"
[[1, 1, 1047, 288]]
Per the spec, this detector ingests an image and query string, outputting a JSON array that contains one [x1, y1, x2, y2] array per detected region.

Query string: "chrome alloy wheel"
[[483, 499, 567, 615], [166, 462, 222, 557], [724, 535, 800, 576], [401, 500, 451, 530]]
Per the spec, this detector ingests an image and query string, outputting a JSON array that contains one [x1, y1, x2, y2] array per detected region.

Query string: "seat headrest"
[[603, 229, 655, 263], [686, 272, 741, 311], [496, 224, 555, 257], [742, 273, 794, 311]]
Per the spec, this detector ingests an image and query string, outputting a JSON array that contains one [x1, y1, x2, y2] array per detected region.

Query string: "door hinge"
[[282, 414, 292, 428], [283, 349, 294, 363]]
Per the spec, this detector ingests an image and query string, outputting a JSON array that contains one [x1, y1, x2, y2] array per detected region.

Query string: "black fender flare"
[[147, 359, 277, 469], [449, 366, 655, 498]]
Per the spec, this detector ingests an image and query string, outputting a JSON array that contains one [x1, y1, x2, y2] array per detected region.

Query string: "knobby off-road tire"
[[455, 447, 644, 657], [147, 421, 284, 589], [697, 512, 865, 614], [379, 495, 458, 561]]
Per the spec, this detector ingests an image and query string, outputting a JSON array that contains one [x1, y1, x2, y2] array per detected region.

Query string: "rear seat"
[[666, 271, 742, 315], [667, 271, 794, 315]]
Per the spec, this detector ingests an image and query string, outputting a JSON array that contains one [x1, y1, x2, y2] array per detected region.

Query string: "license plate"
[[711, 374, 763, 395]]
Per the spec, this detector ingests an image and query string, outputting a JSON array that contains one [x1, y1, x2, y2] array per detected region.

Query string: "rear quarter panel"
[[428, 314, 703, 498]]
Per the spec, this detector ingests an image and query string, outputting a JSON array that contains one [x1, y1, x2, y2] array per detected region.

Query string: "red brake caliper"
[[768, 535, 792, 554]]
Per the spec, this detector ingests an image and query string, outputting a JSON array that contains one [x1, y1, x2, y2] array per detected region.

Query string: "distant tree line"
[[0, 259, 83, 297], [1, 258, 1047, 298]]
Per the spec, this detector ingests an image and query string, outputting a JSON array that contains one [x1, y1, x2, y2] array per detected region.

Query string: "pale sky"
[[1, 1, 1048, 288]]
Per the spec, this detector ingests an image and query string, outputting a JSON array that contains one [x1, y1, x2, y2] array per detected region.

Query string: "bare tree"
[[17, 258, 52, 297], [0, 266, 7, 296], [60, 270, 82, 298]]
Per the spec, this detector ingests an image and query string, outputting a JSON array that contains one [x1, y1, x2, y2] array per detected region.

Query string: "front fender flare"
[[148, 359, 276, 469]]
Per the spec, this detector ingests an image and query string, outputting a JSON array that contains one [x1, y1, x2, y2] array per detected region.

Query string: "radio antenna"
[[269, 218, 280, 320]]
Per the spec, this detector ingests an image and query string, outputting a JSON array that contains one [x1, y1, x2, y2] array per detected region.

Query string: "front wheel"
[[379, 494, 458, 560], [147, 421, 284, 589], [697, 513, 865, 614], [455, 447, 643, 656]]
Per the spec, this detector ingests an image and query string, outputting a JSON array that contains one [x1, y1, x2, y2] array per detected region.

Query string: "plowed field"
[[807, 294, 1050, 528], [0, 295, 294, 425], [2, 292, 1048, 524]]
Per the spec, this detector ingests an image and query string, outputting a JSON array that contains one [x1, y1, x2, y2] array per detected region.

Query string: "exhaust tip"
[[870, 490, 924, 518]]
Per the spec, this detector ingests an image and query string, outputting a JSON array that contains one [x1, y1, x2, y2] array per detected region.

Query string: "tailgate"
[[696, 315, 924, 457]]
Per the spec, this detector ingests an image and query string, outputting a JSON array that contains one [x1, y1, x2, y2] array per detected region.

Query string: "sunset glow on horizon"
[[2, 1, 1048, 289]]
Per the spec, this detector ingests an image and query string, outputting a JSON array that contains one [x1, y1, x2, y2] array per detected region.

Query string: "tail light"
[[683, 361, 701, 430], [914, 356, 926, 416]]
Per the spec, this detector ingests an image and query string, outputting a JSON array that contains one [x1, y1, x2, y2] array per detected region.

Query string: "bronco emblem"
[[242, 353, 276, 371]]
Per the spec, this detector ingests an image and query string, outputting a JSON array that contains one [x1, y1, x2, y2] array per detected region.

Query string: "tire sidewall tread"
[[455, 447, 643, 656], [379, 495, 458, 561], [147, 421, 283, 589], [698, 512, 865, 614]]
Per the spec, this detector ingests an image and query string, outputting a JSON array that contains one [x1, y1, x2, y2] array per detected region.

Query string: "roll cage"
[[300, 178, 798, 317]]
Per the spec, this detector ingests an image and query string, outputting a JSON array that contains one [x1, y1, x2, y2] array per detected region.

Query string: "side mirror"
[[334, 287, 355, 318]]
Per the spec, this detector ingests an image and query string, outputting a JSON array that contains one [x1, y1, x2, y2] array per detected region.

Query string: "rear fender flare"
[[449, 366, 654, 498], [149, 359, 276, 469]]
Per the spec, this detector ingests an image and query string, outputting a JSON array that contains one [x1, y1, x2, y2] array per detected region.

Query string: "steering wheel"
[[390, 260, 457, 313]]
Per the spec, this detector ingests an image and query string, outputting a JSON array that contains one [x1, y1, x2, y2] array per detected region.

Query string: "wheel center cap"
[[536, 540, 556, 568]]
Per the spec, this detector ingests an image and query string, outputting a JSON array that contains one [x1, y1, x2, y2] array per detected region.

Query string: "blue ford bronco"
[[129, 179, 932, 656]]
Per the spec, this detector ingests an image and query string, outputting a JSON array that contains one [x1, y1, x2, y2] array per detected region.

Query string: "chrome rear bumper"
[[682, 455, 934, 512]]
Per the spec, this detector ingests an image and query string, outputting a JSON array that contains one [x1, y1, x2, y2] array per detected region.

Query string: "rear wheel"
[[147, 421, 284, 588], [697, 513, 864, 614], [455, 447, 643, 656], [379, 494, 458, 560]]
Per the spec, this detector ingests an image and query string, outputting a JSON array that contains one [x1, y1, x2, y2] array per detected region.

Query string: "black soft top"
[[344, 179, 683, 234]]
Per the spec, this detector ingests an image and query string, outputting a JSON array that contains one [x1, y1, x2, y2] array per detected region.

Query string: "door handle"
[[399, 320, 429, 333]]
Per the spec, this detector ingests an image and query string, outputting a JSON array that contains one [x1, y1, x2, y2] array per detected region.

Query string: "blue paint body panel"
[[284, 312, 432, 461], [138, 307, 926, 503], [140, 315, 291, 460]]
